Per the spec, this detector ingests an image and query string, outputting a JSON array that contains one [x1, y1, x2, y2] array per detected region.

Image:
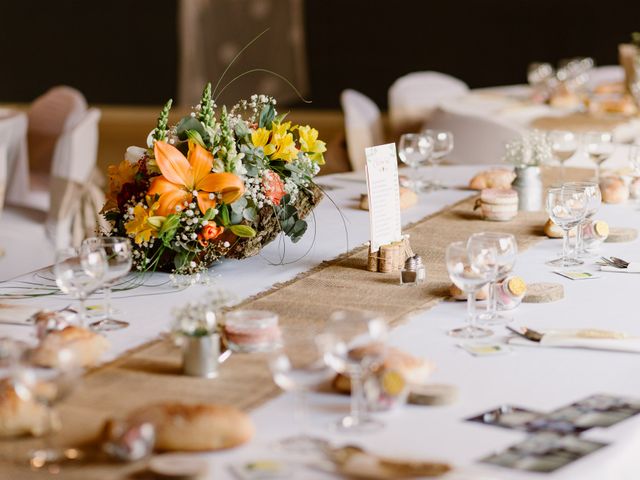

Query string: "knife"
[[507, 325, 543, 342], [508, 326, 629, 343]]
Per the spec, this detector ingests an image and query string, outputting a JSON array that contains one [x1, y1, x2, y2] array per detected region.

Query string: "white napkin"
[[600, 262, 640, 273], [509, 329, 640, 353]]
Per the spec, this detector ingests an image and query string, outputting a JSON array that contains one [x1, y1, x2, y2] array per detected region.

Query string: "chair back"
[[340, 89, 384, 171], [588, 65, 624, 89], [389, 71, 468, 135], [0, 111, 29, 206], [425, 108, 522, 165]]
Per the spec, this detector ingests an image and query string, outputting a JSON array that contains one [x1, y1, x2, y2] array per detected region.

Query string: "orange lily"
[[148, 140, 245, 216]]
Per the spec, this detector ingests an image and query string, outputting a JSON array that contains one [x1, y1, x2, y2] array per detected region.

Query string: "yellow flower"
[[251, 127, 271, 148], [264, 121, 299, 162], [125, 198, 165, 245], [296, 125, 326, 165], [103, 160, 138, 212]]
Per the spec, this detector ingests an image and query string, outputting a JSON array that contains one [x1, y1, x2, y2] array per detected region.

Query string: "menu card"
[[365, 143, 402, 252]]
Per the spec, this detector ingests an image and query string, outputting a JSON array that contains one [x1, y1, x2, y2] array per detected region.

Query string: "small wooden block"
[[523, 282, 564, 303], [409, 384, 458, 406], [605, 227, 638, 243]]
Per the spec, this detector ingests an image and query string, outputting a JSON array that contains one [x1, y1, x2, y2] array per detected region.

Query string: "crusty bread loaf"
[[31, 326, 110, 368], [449, 283, 489, 301], [333, 346, 434, 393], [469, 169, 515, 190], [0, 379, 58, 438], [600, 176, 629, 204], [126, 402, 254, 451]]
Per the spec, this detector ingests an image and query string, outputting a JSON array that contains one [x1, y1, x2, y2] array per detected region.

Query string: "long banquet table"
[[2, 164, 640, 479]]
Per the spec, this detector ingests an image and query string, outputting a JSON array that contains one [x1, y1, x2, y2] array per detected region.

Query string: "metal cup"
[[182, 333, 220, 378]]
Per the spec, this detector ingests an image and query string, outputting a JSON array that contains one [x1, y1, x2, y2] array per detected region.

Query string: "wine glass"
[[583, 132, 614, 183], [398, 133, 433, 192], [546, 187, 587, 267], [269, 332, 334, 452], [81, 237, 132, 331], [563, 182, 601, 259], [323, 310, 387, 432], [53, 248, 106, 325], [446, 241, 497, 338], [548, 131, 578, 184], [527, 62, 555, 102], [421, 129, 453, 190], [468, 233, 517, 325]]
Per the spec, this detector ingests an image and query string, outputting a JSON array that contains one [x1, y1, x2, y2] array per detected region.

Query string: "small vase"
[[512, 166, 543, 211], [182, 334, 220, 378]]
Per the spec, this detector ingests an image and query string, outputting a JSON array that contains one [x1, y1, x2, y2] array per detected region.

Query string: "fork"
[[600, 257, 623, 268]]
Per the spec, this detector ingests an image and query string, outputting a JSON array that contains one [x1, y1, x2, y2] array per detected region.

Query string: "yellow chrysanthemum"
[[125, 198, 165, 245], [251, 127, 271, 148], [297, 125, 326, 165], [103, 160, 138, 212]]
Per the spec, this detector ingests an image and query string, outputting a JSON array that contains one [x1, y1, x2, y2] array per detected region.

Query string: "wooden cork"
[[378, 244, 395, 273], [409, 384, 458, 406], [523, 282, 564, 303], [367, 245, 379, 272], [605, 227, 638, 243]]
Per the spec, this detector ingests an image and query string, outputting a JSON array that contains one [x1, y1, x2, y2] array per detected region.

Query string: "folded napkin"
[[509, 329, 640, 353], [0, 303, 39, 325], [600, 262, 640, 273]]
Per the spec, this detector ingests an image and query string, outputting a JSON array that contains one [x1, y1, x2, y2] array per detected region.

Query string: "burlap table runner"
[[530, 113, 634, 133], [0, 168, 591, 479]]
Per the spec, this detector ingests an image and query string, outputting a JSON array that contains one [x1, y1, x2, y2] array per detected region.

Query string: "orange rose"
[[262, 170, 286, 206], [197, 234, 208, 248], [201, 223, 224, 241]]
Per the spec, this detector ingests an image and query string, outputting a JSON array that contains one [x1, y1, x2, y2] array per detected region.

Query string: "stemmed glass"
[[81, 237, 132, 331], [323, 310, 388, 432], [398, 133, 434, 192], [546, 187, 587, 267], [583, 132, 614, 183], [53, 248, 106, 325], [446, 241, 497, 338], [468, 233, 517, 325], [548, 131, 578, 184], [421, 129, 453, 190], [269, 332, 334, 452], [563, 182, 601, 259]]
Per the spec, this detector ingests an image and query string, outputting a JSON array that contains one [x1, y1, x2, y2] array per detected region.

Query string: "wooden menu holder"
[[367, 235, 413, 273]]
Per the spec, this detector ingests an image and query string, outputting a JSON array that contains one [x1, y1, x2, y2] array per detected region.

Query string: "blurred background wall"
[[1, 0, 639, 109]]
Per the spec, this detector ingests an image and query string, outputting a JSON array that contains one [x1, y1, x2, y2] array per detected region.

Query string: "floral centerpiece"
[[102, 84, 326, 274], [503, 130, 552, 168]]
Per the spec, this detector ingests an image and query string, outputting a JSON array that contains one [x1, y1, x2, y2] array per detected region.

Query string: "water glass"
[[446, 241, 497, 338], [546, 188, 587, 267], [468, 233, 517, 325], [421, 129, 453, 190], [81, 237, 132, 331], [583, 132, 614, 182], [323, 310, 387, 432], [398, 133, 433, 192], [548, 131, 578, 184], [562, 182, 601, 259]]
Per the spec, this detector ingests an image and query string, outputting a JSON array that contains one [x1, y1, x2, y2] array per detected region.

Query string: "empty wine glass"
[[53, 248, 106, 325], [422, 129, 453, 190], [398, 133, 433, 192], [563, 182, 601, 259], [323, 310, 387, 432], [548, 131, 578, 184], [583, 132, 614, 183], [446, 241, 497, 338], [468, 233, 517, 325], [546, 187, 587, 267], [81, 237, 132, 331], [269, 332, 334, 452]]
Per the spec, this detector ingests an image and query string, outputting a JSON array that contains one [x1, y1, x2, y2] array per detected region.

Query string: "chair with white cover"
[[340, 89, 384, 171], [424, 108, 522, 165], [46, 108, 106, 249], [0, 110, 29, 207], [588, 66, 625, 90], [388, 71, 469, 135], [24, 86, 88, 211]]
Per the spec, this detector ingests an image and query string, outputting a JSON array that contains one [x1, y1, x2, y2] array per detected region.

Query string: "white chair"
[[0, 143, 6, 216], [588, 66, 625, 89], [425, 108, 522, 165], [340, 89, 384, 171], [388, 71, 469, 135]]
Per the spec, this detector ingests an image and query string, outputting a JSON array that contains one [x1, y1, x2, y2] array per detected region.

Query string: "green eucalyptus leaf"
[[202, 208, 216, 222], [176, 116, 208, 142], [230, 196, 247, 213], [230, 210, 243, 224], [273, 111, 289, 124], [258, 104, 276, 129], [242, 207, 257, 222], [229, 224, 257, 238], [234, 121, 251, 139]]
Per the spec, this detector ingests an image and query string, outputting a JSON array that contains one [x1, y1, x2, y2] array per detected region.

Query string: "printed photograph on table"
[[544, 394, 640, 432], [481, 433, 608, 474], [467, 405, 544, 432]]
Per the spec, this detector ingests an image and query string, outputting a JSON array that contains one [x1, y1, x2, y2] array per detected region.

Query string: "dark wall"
[[1, 0, 638, 108]]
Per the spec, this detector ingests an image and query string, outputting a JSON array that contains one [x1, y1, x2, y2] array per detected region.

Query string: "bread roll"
[[333, 346, 434, 393], [0, 379, 58, 438], [126, 403, 254, 451], [544, 218, 577, 238], [600, 176, 629, 204], [359, 187, 418, 211], [469, 169, 515, 190], [449, 283, 489, 301], [31, 326, 110, 368]]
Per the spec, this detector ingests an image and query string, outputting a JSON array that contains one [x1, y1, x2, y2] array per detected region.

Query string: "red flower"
[[262, 170, 286, 206]]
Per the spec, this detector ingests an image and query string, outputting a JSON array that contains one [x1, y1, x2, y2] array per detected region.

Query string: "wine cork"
[[367, 245, 379, 272], [402, 235, 414, 259], [523, 282, 564, 303], [378, 244, 395, 273], [605, 227, 638, 243], [409, 384, 458, 406]]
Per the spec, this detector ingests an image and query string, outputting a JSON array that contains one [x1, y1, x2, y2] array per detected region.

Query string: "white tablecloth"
[[2, 165, 640, 479]]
